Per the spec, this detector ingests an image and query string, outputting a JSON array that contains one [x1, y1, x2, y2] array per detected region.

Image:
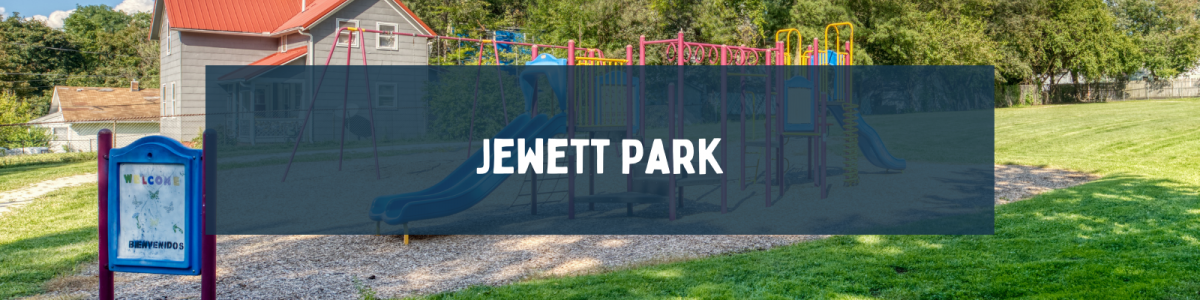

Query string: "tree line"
[[413, 0, 1200, 96]]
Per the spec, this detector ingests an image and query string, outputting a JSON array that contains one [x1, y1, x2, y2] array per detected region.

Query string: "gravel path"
[[28, 165, 1096, 299], [994, 164, 1099, 204], [0, 173, 94, 217]]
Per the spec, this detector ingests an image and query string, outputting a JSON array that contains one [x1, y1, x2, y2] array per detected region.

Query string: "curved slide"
[[826, 105, 907, 171], [369, 113, 567, 225]]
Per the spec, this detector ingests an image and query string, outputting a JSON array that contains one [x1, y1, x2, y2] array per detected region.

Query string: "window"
[[335, 19, 360, 47], [376, 83, 398, 108], [160, 84, 166, 115], [377, 23, 398, 50], [165, 32, 170, 55]]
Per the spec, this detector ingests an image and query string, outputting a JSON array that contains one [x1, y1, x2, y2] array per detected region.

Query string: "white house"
[[30, 84, 161, 152]]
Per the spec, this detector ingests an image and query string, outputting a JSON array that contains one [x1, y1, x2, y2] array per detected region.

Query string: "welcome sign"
[[107, 136, 203, 275], [116, 164, 187, 262]]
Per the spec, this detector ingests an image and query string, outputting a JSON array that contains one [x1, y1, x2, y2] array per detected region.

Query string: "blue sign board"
[[107, 136, 203, 275], [783, 76, 818, 132]]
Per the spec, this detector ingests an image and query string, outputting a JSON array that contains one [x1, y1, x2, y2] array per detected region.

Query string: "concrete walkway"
[[0, 173, 95, 216]]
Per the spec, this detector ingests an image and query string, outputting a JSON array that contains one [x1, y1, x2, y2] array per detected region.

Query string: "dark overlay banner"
[[205, 65, 995, 235]]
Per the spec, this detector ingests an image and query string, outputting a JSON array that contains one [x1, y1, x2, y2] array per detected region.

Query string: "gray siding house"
[[149, 0, 434, 142]]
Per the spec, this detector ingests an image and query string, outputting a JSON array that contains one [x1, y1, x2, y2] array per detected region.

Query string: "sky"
[[0, 0, 155, 28]]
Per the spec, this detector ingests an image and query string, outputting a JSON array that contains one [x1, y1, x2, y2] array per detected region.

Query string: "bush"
[[0, 152, 95, 168]]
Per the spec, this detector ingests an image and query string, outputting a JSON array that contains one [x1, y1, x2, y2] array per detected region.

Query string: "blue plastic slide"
[[368, 113, 536, 221], [373, 113, 567, 225], [826, 105, 907, 171]]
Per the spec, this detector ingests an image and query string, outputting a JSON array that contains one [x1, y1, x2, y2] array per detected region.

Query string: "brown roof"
[[55, 86, 161, 122]]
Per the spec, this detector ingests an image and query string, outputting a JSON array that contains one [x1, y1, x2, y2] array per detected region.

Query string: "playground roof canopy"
[[148, 0, 436, 39]]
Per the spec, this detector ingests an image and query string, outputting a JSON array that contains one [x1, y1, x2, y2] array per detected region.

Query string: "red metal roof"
[[156, 0, 435, 35], [217, 46, 308, 81], [164, 0, 300, 33], [252, 46, 308, 65]]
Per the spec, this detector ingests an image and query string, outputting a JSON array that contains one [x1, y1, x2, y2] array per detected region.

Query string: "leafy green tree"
[[0, 92, 53, 148], [0, 13, 84, 98], [1110, 0, 1200, 81], [63, 4, 133, 47]]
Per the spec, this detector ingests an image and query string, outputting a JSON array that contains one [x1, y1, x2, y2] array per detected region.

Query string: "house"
[[30, 84, 161, 152], [148, 0, 436, 142]]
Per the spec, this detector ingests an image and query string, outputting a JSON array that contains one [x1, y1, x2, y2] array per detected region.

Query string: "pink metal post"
[[720, 45, 728, 213], [531, 45, 539, 59], [283, 27, 350, 181], [638, 36, 647, 138], [625, 45, 634, 192], [764, 48, 772, 207], [359, 29, 381, 179], [337, 31, 354, 171], [625, 44, 635, 215], [567, 40, 576, 219], [98, 129, 113, 300], [739, 64, 747, 191], [467, 42, 487, 159], [776, 41, 785, 194], [491, 41, 510, 124], [667, 84, 676, 221]]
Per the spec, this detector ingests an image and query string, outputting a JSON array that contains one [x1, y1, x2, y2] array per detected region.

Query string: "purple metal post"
[[667, 84, 676, 221], [98, 129, 113, 300], [201, 130, 216, 300], [337, 33, 353, 171], [567, 40, 576, 219], [359, 30, 381, 179], [720, 45, 728, 213], [531, 74, 539, 215]]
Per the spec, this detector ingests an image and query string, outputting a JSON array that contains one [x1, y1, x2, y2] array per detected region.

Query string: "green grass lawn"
[[0, 161, 96, 193], [405, 99, 1200, 299], [0, 184, 98, 298]]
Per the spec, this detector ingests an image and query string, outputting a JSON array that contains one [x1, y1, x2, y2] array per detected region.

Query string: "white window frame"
[[335, 19, 360, 48], [376, 22, 399, 50], [375, 83, 398, 108], [172, 82, 179, 115], [165, 31, 170, 56]]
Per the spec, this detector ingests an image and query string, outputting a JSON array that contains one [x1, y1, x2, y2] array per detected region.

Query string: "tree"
[[0, 13, 85, 98], [0, 91, 52, 148], [1110, 0, 1200, 81]]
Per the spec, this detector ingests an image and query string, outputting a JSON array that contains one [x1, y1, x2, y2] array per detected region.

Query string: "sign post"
[[98, 131, 213, 299]]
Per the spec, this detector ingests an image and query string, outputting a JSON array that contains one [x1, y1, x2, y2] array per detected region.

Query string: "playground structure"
[[267, 23, 906, 239]]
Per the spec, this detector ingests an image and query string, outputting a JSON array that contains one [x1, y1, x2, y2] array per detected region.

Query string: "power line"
[[0, 73, 128, 77], [5, 42, 138, 58]]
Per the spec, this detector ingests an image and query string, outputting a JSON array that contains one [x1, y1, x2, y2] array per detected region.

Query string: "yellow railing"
[[823, 22, 854, 65], [575, 57, 629, 66], [774, 29, 802, 66]]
